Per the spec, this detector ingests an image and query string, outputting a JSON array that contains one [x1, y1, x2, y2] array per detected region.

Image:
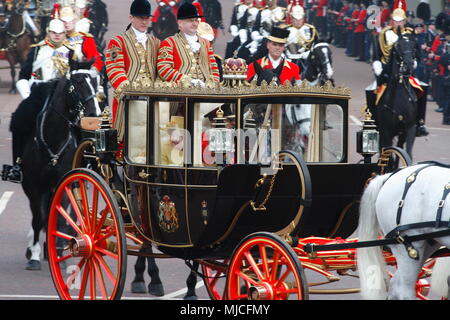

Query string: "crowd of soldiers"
[[226, 0, 450, 128]]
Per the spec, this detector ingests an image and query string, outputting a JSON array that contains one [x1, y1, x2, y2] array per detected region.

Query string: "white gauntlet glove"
[[372, 60, 383, 76], [16, 79, 31, 100], [230, 25, 239, 38]]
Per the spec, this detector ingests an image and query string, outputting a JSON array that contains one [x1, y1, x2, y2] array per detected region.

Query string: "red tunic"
[[246, 57, 301, 84], [354, 8, 367, 33], [157, 32, 220, 83]]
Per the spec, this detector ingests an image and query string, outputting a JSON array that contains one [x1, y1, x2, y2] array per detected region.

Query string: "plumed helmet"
[[177, 2, 203, 20], [197, 22, 214, 42], [392, 0, 406, 21], [47, 19, 65, 33], [130, 0, 152, 17], [290, 5, 305, 20], [60, 6, 76, 22]]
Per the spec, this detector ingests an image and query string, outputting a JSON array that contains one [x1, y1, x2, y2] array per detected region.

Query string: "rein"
[[36, 70, 96, 166]]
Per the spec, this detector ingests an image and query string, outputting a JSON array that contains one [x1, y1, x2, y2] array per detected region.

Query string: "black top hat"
[[177, 2, 203, 20], [130, 0, 151, 17], [267, 27, 290, 44]]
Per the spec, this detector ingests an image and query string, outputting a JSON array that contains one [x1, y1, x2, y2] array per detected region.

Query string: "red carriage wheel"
[[200, 259, 229, 300], [47, 169, 127, 300], [226, 232, 308, 300]]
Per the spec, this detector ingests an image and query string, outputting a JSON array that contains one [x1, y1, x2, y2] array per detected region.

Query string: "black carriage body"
[[121, 84, 363, 259]]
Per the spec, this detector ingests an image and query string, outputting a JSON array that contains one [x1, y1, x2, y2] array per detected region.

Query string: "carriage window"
[[193, 102, 237, 167], [154, 100, 186, 166], [127, 99, 148, 164], [242, 103, 343, 163]]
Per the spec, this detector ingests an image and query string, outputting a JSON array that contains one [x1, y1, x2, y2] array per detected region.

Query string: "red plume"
[[52, 3, 61, 19], [393, 0, 407, 11]]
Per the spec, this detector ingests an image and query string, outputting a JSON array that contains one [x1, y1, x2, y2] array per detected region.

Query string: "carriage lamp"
[[357, 105, 379, 163], [208, 107, 235, 154], [95, 107, 118, 153]]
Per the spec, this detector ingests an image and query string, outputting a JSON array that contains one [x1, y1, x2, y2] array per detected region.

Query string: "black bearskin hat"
[[436, 12, 449, 31], [416, 1, 431, 21]]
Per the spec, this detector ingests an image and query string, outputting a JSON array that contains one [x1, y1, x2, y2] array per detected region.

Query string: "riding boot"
[[5, 131, 26, 183], [415, 86, 429, 137]]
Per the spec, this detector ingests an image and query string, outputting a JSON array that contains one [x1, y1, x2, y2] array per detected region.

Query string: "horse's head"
[[307, 42, 334, 84], [253, 59, 285, 86], [66, 54, 101, 119], [393, 30, 415, 76]]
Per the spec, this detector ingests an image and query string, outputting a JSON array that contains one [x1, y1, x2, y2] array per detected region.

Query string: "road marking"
[[0, 191, 13, 216], [0, 281, 205, 300]]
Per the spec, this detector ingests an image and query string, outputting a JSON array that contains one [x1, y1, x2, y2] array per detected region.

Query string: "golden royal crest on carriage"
[[158, 195, 179, 233]]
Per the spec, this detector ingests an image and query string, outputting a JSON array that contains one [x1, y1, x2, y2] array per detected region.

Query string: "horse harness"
[[303, 161, 450, 259], [36, 71, 96, 166]]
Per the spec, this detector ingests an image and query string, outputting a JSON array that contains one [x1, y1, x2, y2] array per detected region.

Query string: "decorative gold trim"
[[125, 79, 351, 99]]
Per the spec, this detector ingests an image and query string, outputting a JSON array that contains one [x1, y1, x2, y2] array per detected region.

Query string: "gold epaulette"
[[62, 39, 76, 50], [80, 32, 94, 38], [30, 40, 46, 48]]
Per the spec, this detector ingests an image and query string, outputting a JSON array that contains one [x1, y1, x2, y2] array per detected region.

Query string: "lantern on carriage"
[[357, 105, 380, 163], [207, 105, 235, 161], [95, 107, 118, 154]]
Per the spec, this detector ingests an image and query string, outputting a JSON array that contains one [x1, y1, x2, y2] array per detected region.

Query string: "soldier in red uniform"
[[157, 2, 220, 86], [246, 27, 301, 85], [105, 0, 160, 137]]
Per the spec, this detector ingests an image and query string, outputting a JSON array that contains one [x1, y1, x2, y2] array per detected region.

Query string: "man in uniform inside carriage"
[[156, 1, 220, 86], [370, 0, 429, 137], [285, 3, 318, 69], [105, 0, 159, 141], [246, 26, 300, 85], [3, 18, 68, 183]]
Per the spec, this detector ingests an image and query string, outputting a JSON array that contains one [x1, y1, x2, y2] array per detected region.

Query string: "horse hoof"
[[26, 260, 41, 271], [25, 248, 31, 260], [131, 281, 147, 294], [148, 283, 164, 297], [183, 294, 198, 300]]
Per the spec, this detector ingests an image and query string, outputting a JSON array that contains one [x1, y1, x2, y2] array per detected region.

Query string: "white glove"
[[238, 29, 248, 44], [372, 60, 383, 76], [159, 1, 165, 6], [251, 31, 263, 42], [169, 1, 176, 6], [230, 25, 239, 38], [413, 60, 417, 70], [16, 79, 31, 99], [191, 79, 205, 87]]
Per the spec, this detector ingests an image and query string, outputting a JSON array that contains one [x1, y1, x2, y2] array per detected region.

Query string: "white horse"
[[357, 163, 450, 299]]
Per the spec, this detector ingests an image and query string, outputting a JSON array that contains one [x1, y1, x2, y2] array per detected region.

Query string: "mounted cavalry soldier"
[[370, 0, 429, 137], [225, 0, 253, 59], [157, 2, 220, 86], [285, 3, 318, 67], [3, 18, 68, 183], [105, 0, 159, 140]]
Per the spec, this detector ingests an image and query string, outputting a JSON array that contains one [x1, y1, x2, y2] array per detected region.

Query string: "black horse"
[[151, 3, 178, 41], [300, 42, 335, 86], [375, 30, 418, 159], [13, 57, 100, 270]]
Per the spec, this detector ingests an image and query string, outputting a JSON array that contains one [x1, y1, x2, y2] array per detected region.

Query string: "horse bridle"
[[37, 70, 97, 166]]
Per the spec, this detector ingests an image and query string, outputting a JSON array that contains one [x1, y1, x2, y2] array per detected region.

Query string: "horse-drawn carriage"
[[44, 62, 449, 300]]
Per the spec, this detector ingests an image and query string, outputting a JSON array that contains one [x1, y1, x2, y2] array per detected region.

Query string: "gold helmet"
[[290, 5, 305, 20], [60, 6, 76, 22], [392, 0, 407, 22]]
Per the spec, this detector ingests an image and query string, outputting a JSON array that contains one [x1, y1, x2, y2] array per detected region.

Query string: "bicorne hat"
[[177, 2, 203, 20], [267, 27, 290, 44], [130, 0, 152, 17]]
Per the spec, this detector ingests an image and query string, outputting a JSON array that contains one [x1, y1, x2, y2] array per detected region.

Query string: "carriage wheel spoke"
[[93, 208, 110, 239], [65, 186, 88, 233], [57, 253, 73, 263], [244, 251, 265, 281], [90, 261, 96, 300], [270, 250, 281, 281], [78, 178, 91, 234], [52, 230, 74, 241], [77, 258, 88, 300], [56, 204, 83, 236], [236, 270, 259, 286], [275, 268, 292, 287], [96, 247, 118, 260], [92, 257, 108, 300], [91, 187, 99, 233], [94, 254, 117, 286], [95, 228, 116, 244], [259, 244, 270, 279]]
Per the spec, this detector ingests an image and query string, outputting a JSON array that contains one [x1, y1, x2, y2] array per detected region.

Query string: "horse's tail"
[[357, 173, 392, 300], [430, 257, 450, 299]]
